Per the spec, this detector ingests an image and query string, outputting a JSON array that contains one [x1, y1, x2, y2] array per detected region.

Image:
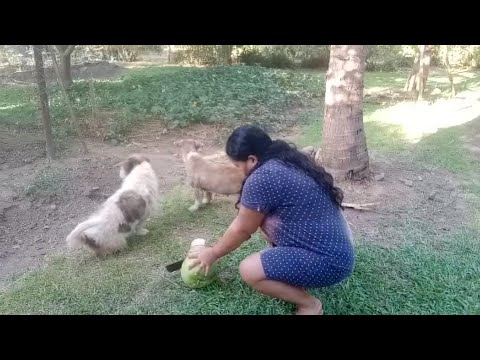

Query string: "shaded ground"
[[460, 117, 480, 161]]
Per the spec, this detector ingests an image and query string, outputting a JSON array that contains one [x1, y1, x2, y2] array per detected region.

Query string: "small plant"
[[24, 167, 67, 198]]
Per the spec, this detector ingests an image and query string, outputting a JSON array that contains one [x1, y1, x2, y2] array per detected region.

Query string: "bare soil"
[[0, 61, 125, 85]]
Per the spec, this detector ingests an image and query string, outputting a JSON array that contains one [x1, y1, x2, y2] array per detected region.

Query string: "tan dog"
[[174, 139, 245, 211]]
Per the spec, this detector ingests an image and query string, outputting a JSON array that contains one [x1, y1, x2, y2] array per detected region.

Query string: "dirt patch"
[[340, 153, 468, 248], [0, 131, 46, 170], [0, 61, 125, 85], [364, 89, 412, 107], [0, 145, 121, 283]]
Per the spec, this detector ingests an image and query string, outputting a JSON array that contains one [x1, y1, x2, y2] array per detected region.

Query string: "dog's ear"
[[194, 141, 204, 150], [120, 155, 148, 177]]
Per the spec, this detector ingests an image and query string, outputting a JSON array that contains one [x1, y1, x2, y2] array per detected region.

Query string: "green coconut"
[[180, 258, 217, 288], [180, 238, 218, 289]]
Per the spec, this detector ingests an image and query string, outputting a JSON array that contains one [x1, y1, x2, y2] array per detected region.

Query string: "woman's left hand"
[[187, 247, 218, 275]]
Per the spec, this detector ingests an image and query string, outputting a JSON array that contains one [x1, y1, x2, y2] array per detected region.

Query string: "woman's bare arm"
[[211, 206, 265, 259]]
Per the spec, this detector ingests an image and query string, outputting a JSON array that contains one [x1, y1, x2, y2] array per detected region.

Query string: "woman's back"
[[241, 159, 354, 267]]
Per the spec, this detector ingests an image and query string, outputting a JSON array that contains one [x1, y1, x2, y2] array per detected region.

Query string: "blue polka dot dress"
[[241, 159, 355, 288]]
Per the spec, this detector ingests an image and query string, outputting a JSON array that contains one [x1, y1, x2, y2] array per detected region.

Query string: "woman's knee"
[[239, 253, 265, 285]]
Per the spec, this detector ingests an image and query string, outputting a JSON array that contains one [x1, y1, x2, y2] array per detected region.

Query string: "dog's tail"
[[66, 219, 100, 249]]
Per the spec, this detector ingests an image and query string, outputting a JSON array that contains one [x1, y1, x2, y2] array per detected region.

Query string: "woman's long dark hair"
[[226, 125, 344, 209]]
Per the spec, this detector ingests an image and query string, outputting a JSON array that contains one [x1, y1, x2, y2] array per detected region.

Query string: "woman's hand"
[[187, 247, 218, 276], [186, 206, 265, 275]]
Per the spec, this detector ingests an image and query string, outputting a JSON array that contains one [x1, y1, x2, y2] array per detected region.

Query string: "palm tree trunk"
[[320, 45, 369, 180]]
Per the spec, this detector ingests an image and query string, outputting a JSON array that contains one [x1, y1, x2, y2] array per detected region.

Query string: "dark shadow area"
[[412, 114, 480, 172]]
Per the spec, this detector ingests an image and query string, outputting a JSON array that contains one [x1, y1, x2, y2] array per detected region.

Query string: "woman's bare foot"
[[238, 253, 325, 316], [296, 298, 323, 315]]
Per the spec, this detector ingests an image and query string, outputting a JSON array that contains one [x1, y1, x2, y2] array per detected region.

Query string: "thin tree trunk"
[[320, 45, 369, 181], [90, 80, 97, 120], [443, 45, 456, 97], [168, 45, 172, 64], [227, 45, 233, 65], [417, 45, 426, 100], [422, 45, 431, 87], [405, 45, 431, 100], [33, 45, 55, 160], [54, 45, 75, 88], [59, 54, 73, 88], [48, 46, 88, 154], [219, 45, 233, 65], [417, 45, 431, 100], [405, 52, 420, 92]]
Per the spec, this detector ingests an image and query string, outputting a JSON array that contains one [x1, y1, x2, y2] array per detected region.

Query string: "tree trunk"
[[404, 51, 420, 92], [168, 45, 172, 64], [417, 45, 431, 100], [33, 45, 55, 160], [443, 45, 456, 97], [48, 46, 88, 154], [219, 45, 233, 65], [320, 45, 369, 181], [422, 45, 431, 87], [59, 54, 73, 88], [404, 45, 431, 100], [54, 45, 75, 89], [227, 45, 233, 64], [416, 45, 426, 100]]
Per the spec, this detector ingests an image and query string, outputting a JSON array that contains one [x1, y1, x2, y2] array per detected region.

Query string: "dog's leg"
[[189, 188, 203, 212], [202, 191, 212, 205], [135, 218, 149, 236], [137, 228, 149, 236]]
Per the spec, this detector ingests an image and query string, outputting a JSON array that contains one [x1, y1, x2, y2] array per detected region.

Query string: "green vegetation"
[[0, 66, 325, 139]]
